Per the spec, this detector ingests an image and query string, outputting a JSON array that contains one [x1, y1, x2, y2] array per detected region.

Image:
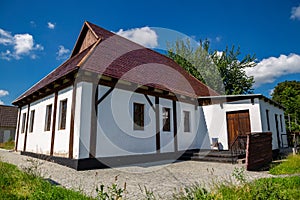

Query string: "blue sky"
[[1, 0, 300, 105]]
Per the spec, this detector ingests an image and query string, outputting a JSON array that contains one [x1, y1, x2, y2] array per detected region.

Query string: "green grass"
[[173, 176, 300, 200], [0, 140, 15, 150], [0, 161, 93, 200], [269, 154, 300, 175]]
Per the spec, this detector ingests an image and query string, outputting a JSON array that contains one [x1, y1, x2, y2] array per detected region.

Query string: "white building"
[[13, 22, 287, 170]]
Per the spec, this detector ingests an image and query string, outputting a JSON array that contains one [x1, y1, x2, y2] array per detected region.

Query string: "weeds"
[[139, 185, 157, 200], [96, 175, 126, 200], [21, 158, 44, 178], [231, 167, 247, 184]]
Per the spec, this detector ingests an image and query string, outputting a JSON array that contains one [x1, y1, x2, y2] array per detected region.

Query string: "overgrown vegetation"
[[173, 166, 300, 200], [270, 154, 300, 175], [0, 160, 93, 199], [1, 158, 300, 200], [0, 139, 15, 150]]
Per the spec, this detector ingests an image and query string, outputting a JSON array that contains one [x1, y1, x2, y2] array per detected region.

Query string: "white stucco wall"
[[95, 85, 157, 157], [259, 100, 287, 150], [159, 98, 174, 153], [202, 99, 262, 150], [73, 82, 92, 159], [52, 86, 73, 157], [15, 86, 73, 156], [177, 101, 200, 151], [25, 94, 55, 155]]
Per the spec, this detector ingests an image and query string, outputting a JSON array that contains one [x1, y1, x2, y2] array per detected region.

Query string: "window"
[[183, 111, 190, 132], [45, 104, 52, 131], [133, 103, 144, 130], [280, 114, 283, 132], [21, 113, 27, 133], [59, 99, 68, 130], [266, 109, 270, 131], [162, 107, 171, 132], [29, 110, 35, 133]]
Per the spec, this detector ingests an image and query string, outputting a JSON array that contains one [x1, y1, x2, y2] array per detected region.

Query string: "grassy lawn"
[[0, 140, 15, 150], [0, 161, 93, 200], [173, 176, 300, 200], [269, 154, 300, 175]]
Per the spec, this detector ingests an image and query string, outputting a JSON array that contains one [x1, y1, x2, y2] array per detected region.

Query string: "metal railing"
[[230, 134, 247, 163]]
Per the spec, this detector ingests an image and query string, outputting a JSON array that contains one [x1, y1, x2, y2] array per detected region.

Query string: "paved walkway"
[[0, 149, 274, 199]]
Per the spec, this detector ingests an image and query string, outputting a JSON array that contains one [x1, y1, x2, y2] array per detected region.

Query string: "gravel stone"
[[0, 149, 274, 199]]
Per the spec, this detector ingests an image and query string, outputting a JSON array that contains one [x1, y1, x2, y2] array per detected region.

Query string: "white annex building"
[[13, 22, 287, 170]]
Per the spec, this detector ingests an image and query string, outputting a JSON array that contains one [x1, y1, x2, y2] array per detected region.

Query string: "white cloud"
[[115, 26, 158, 48], [0, 89, 9, 97], [14, 34, 34, 54], [0, 28, 43, 60], [215, 36, 221, 42], [47, 22, 55, 29], [56, 45, 70, 60], [0, 28, 13, 45], [291, 5, 300, 20], [245, 54, 300, 87], [0, 89, 9, 105]]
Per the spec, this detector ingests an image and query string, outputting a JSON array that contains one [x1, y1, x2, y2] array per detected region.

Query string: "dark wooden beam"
[[173, 100, 178, 152], [23, 104, 30, 152], [14, 107, 21, 151], [68, 82, 77, 159], [50, 91, 58, 156], [155, 96, 160, 153], [89, 83, 98, 158]]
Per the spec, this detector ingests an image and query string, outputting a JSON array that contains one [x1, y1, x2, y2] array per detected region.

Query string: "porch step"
[[179, 149, 245, 164]]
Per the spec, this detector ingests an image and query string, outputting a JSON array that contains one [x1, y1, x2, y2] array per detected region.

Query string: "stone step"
[[191, 156, 237, 163]]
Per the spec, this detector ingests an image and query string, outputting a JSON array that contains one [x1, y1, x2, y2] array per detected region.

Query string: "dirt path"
[[0, 149, 274, 199]]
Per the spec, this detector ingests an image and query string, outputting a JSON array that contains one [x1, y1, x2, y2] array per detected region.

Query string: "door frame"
[[226, 109, 251, 148]]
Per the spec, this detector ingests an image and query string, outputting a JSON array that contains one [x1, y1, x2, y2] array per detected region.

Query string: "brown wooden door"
[[226, 110, 251, 147]]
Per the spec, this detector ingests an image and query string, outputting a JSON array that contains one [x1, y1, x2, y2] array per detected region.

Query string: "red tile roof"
[[13, 21, 218, 105], [0, 105, 18, 128], [81, 21, 219, 97], [13, 46, 93, 104]]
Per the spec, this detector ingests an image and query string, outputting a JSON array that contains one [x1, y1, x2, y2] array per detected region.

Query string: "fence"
[[246, 132, 272, 171]]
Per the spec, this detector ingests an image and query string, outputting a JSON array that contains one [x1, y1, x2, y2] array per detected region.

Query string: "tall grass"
[[0, 160, 93, 200], [0, 140, 15, 150], [270, 154, 300, 175]]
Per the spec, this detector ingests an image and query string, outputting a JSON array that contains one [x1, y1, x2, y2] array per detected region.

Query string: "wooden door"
[[226, 110, 251, 147]]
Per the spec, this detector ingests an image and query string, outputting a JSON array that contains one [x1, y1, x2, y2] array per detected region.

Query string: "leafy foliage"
[[167, 39, 256, 95], [272, 80, 300, 131]]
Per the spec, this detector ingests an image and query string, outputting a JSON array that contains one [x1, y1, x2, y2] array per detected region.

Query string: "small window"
[[133, 103, 144, 130], [183, 111, 190, 132], [59, 99, 68, 130], [266, 109, 270, 131], [280, 114, 283, 132], [162, 107, 171, 132], [21, 113, 27, 133], [29, 110, 35, 133], [45, 104, 52, 131]]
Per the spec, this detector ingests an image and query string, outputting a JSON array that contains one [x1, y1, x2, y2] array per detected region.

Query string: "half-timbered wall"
[[15, 87, 73, 156], [259, 99, 286, 150]]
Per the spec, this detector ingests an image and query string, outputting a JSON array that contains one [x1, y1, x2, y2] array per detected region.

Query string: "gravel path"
[[0, 149, 274, 199]]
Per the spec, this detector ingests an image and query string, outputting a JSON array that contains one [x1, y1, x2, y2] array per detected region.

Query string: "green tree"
[[167, 39, 256, 95], [272, 81, 300, 132]]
